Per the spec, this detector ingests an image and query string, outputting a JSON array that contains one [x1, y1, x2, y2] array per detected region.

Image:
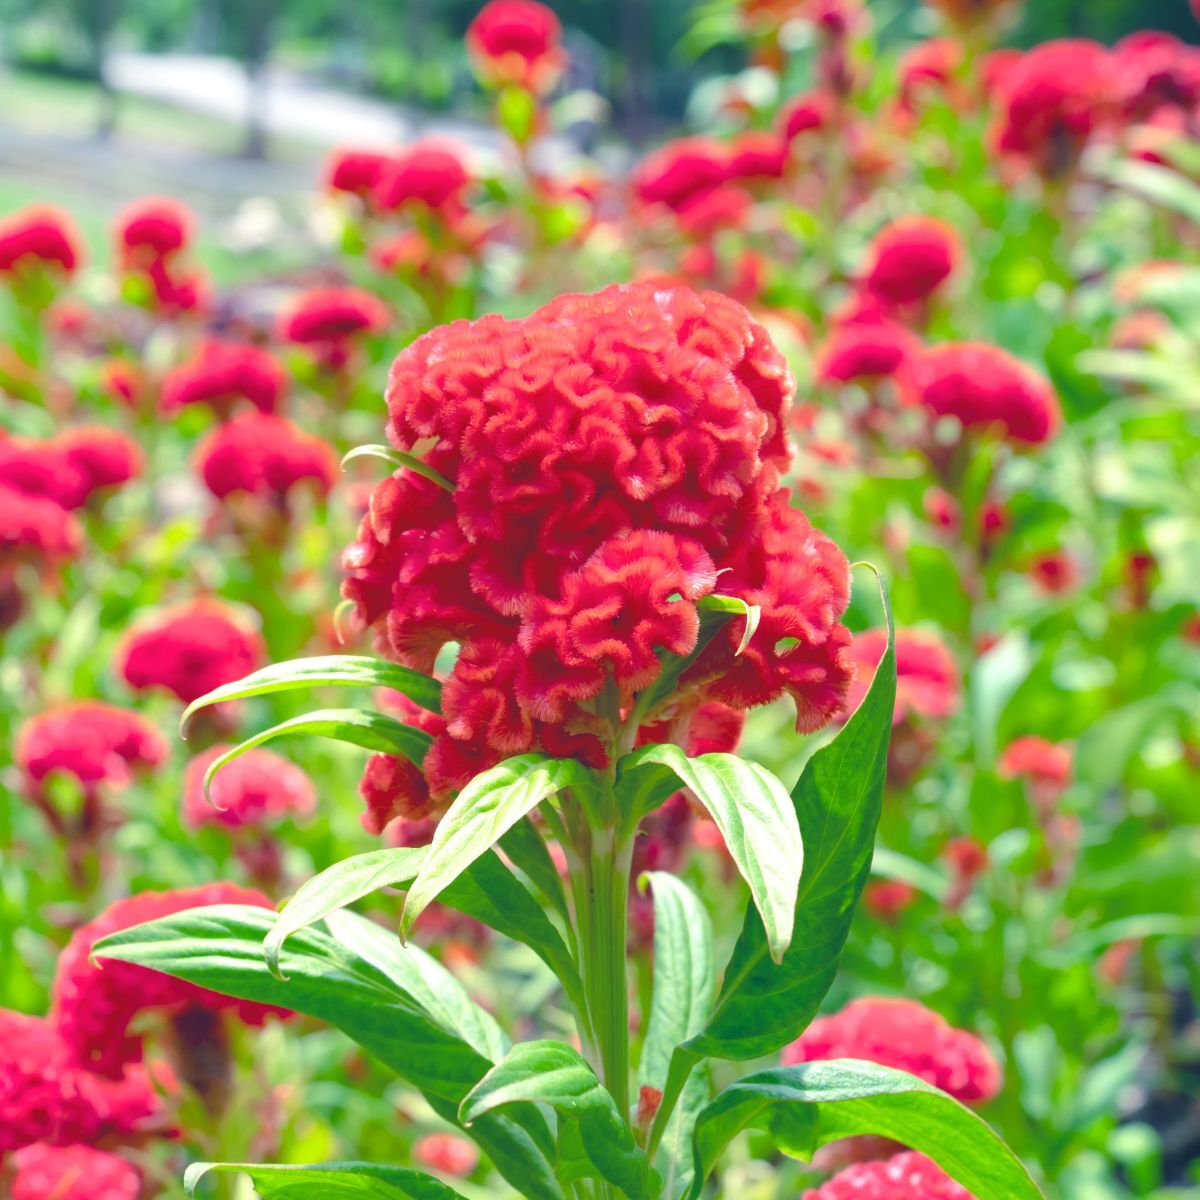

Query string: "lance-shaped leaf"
[[400, 754, 600, 939], [185, 1160, 466, 1199], [94, 906, 558, 1200], [688, 1061, 1043, 1200], [462, 1041, 659, 1200], [342, 443, 455, 493], [637, 873, 715, 1199], [180, 654, 442, 731], [684, 573, 895, 1060], [204, 710, 431, 802], [500, 818, 571, 922], [696, 594, 761, 656], [621, 746, 801, 964]]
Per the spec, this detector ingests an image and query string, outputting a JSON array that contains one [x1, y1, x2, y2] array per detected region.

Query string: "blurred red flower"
[[0, 205, 81, 280], [844, 627, 960, 723], [194, 411, 337, 503], [466, 0, 566, 93], [862, 216, 961, 308], [325, 147, 393, 199], [804, 1150, 971, 1198], [160, 340, 289, 415], [373, 140, 472, 215], [182, 745, 317, 830], [278, 286, 389, 370], [9, 1144, 141, 1200], [413, 1132, 481, 1177], [114, 196, 193, 267]]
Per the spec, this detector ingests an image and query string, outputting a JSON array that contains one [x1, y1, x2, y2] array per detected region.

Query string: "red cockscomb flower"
[[160, 340, 289, 416], [999, 735, 1072, 791], [414, 1132, 481, 1177], [466, 0, 566, 93], [780, 90, 833, 144], [864, 879, 917, 922], [16, 702, 167, 800], [373, 140, 472, 215], [816, 317, 919, 383], [0, 1010, 165, 1153], [182, 745, 317, 830], [9, 1144, 141, 1200], [804, 1151, 972, 1199], [0, 206, 81, 280], [862, 216, 961, 308], [50, 885, 291, 1079], [1028, 549, 1082, 595], [903, 342, 1060, 445], [1114, 32, 1200, 123], [278, 287, 389, 370], [115, 598, 265, 706], [143, 257, 209, 316], [783, 997, 1001, 1104], [726, 131, 788, 182], [195, 412, 338, 503], [989, 40, 1113, 179], [344, 283, 852, 824], [943, 834, 989, 907], [632, 137, 731, 216], [326, 147, 393, 199], [115, 197, 193, 267], [57, 427, 144, 503], [0, 484, 82, 566], [845, 627, 959, 723]]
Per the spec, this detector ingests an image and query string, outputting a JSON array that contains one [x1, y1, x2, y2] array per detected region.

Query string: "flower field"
[[2, 2, 1199, 1198]]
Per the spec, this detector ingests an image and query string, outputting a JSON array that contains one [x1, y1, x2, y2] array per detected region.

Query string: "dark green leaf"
[[180, 655, 442, 730], [462, 1041, 659, 1200], [185, 1161, 465, 1199], [622, 746, 801, 964], [688, 1061, 1042, 1200], [500, 819, 571, 922]]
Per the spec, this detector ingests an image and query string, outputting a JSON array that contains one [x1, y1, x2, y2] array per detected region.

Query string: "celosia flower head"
[[115, 197, 193, 266], [414, 1132, 481, 1177], [903, 342, 1060, 445], [326, 147, 392, 198], [816, 318, 919, 384], [0, 206, 81, 280], [183, 744, 317, 830], [466, 0, 566, 93], [780, 91, 833, 144], [862, 216, 961, 307], [783, 997, 1002, 1104], [804, 1151, 972, 1199], [1114, 32, 1200, 123], [195, 412, 338, 503], [998, 735, 1071, 790], [0, 484, 82, 566], [56, 427, 144, 503], [10, 1144, 141, 1200], [278, 287, 390, 370], [373, 140, 472, 215], [115, 598, 265, 705], [16, 702, 167, 797], [632, 138, 731, 216], [50, 884, 292, 1078], [845, 627, 959, 724], [160, 340, 288, 415], [344, 282, 853, 820]]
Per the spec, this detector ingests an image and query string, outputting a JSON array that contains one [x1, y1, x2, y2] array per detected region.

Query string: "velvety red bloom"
[[466, 0, 566, 93], [359, 695, 447, 835], [864, 879, 917, 922], [816, 318, 918, 383], [0, 1010, 164, 1153], [326, 147, 392, 198], [1114, 33, 1200, 123], [0, 484, 82, 565], [16, 702, 167, 798], [903, 342, 1060, 445], [0, 206, 81, 279], [116, 598, 265, 705], [999, 735, 1072, 794], [726, 131, 788, 181], [115, 197, 193, 266], [10, 1144, 141, 1200], [57, 427, 143, 502], [195, 412, 338, 503], [414, 1132, 481, 1177], [783, 997, 1001, 1104], [160, 340, 288, 416], [804, 1151, 972, 1199], [373, 141, 472, 215], [989, 40, 1113, 178], [632, 138, 731, 215], [183, 745, 317, 830], [898, 37, 962, 111], [278, 287, 389, 369], [844, 627, 959, 724], [50, 885, 291, 1078], [345, 283, 852, 811], [780, 91, 832, 143], [862, 217, 960, 307], [1, 429, 137, 513], [1028, 550, 1081, 595]]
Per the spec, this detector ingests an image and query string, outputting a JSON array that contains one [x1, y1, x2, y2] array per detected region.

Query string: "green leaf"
[[342, 443, 455, 493], [94, 906, 559, 1199], [686, 569, 895, 1060], [185, 1161, 465, 1199], [204, 709, 432, 801], [621, 746, 801, 964], [400, 754, 599, 939], [1093, 156, 1200, 225], [264, 848, 427, 979], [462, 1041, 659, 1200], [629, 607, 740, 726], [638, 873, 715, 1199], [180, 655, 442, 731], [696, 594, 761, 656], [688, 1061, 1042, 1200], [500, 819, 571, 922]]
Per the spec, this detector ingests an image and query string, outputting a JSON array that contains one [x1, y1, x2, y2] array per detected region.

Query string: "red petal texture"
[[803, 1150, 974, 1198], [844, 627, 960, 724], [10, 1143, 141, 1200], [861, 216, 961, 307], [182, 744, 318, 830]]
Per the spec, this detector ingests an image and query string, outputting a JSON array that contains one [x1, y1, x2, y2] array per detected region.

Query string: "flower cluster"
[[861, 217, 961, 309], [115, 598, 265, 705], [1, 428, 142, 511], [278, 287, 390, 371], [467, 0, 565, 93], [845, 627, 960, 724], [7, 1143, 141, 1200], [804, 1151, 972, 1199], [182, 744, 317, 830], [50, 885, 292, 1079], [784, 997, 1002, 1104], [0, 206, 81, 283], [160, 340, 289, 415], [113, 196, 207, 315], [343, 282, 853, 822]]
